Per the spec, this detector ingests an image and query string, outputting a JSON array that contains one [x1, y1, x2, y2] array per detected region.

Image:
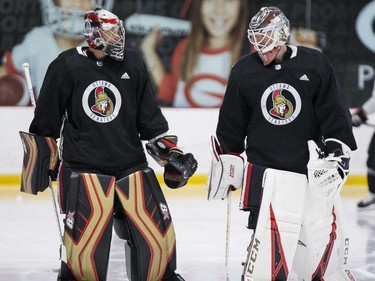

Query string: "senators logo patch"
[[82, 80, 122, 123], [260, 83, 301, 125]]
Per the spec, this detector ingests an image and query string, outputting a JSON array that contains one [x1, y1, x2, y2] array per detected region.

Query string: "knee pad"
[[62, 172, 116, 281], [115, 167, 177, 281]]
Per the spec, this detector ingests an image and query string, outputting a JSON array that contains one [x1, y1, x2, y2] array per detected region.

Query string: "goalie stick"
[[22, 62, 67, 262], [22, 63, 36, 108], [225, 191, 232, 281]]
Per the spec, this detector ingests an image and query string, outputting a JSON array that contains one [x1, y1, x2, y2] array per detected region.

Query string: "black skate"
[[357, 192, 375, 209], [163, 272, 185, 281]]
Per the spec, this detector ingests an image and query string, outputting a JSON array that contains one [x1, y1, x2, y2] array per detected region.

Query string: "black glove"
[[351, 108, 367, 127], [146, 135, 198, 188], [164, 151, 197, 188]]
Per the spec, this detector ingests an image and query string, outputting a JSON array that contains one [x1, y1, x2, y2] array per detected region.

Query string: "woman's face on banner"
[[201, 0, 241, 39]]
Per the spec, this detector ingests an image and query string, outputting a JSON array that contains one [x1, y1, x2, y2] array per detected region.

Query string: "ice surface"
[[0, 188, 374, 281]]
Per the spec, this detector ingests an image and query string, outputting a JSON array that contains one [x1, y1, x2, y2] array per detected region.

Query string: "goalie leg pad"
[[58, 161, 105, 214], [19, 131, 59, 194], [293, 193, 357, 280], [60, 172, 116, 281], [115, 167, 177, 281], [242, 168, 307, 281]]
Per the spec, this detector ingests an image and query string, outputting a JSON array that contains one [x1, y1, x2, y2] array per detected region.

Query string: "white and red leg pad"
[[242, 167, 307, 281], [292, 192, 357, 280]]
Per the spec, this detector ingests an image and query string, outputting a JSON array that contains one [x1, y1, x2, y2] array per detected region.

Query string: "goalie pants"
[[367, 133, 375, 194], [57, 160, 178, 281], [241, 164, 355, 281]]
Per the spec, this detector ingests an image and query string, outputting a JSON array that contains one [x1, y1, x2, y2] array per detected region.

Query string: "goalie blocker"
[[206, 135, 244, 200], [19, 131, 59, 194]]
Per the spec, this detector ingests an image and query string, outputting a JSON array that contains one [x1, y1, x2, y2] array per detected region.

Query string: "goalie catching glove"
[[307, 138, 351, 201], [146, 135, 197, 188], [206, 135, 244, 200]]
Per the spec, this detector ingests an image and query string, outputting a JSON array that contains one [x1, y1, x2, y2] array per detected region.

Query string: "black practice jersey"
[[216, 45, 357, 175], [30, 47, 168, 167]]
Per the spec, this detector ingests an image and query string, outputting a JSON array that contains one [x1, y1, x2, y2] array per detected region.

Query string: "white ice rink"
[[0, 185, 374, 281]]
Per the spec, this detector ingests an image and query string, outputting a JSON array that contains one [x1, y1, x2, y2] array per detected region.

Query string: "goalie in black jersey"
[[25, 7, 196, 281], [207, 6, 358, 281]]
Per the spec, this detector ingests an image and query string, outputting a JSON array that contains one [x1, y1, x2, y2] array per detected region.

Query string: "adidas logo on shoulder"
[[300, 74, 309, 81], [121, 72, 130, 79]]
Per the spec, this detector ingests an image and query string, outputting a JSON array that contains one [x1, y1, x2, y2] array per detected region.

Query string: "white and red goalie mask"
[[83, 8, 125, 61], [247, 6, 290, 65]]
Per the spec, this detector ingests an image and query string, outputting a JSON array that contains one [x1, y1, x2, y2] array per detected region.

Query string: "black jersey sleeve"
[[29, 55, 71, 139], [312, 53, 357, 150], [135, 55, 169, 140], [216, 63, 251, 154]]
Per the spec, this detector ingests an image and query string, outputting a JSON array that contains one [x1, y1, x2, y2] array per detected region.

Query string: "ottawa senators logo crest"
[[82, 80, 122, 123], [261, 83, 301, 125], [269, 89, 293, 119], [91, 87, 114, 116]]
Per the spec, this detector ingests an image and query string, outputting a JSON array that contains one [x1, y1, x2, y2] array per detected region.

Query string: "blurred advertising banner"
[[0, 0, 374, 107]]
